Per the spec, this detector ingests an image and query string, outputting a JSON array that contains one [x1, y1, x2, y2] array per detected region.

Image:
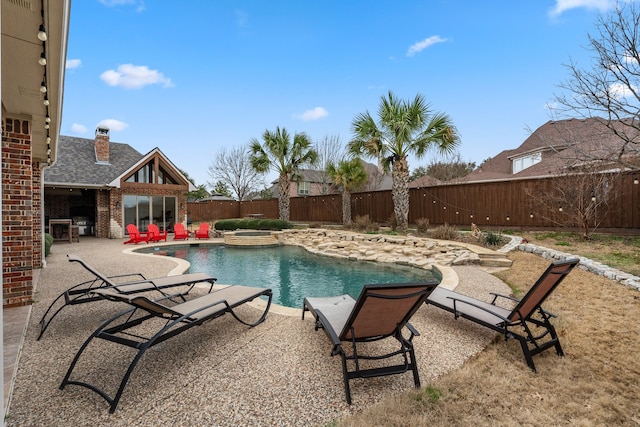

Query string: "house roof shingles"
[[466, 118, 640, 182], [44, 136, 143, 187]]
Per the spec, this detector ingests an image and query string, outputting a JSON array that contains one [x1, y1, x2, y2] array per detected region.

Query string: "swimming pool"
[[138, 244, 439, 308]]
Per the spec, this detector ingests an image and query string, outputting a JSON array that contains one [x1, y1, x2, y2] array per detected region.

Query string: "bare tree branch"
[[208, 146, 265, 201]]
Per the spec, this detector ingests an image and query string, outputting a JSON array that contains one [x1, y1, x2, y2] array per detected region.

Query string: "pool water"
[[140, 244, 439, 308]]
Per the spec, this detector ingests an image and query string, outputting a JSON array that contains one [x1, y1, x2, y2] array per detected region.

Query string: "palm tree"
[[349, 91, 460, 229], [249, 127, 318, 221], [326, 158, 368, 226]]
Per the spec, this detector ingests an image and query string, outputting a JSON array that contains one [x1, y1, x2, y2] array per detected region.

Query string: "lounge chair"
[[60, 284, 272, 413], [37, 255, 217, 340], [302, 281, 439, 404], [426, 258, 579, 372], [173, 223, 190, 240], [123, 224, 149, 245], [147, 223, 168, 242], [194, 222, 210, 239]]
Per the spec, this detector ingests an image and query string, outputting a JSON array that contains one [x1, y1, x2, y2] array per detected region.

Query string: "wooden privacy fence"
[[188, 173, 640, 231]]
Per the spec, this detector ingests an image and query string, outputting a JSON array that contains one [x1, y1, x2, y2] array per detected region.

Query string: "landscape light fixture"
[[37, 24, 47, 41]]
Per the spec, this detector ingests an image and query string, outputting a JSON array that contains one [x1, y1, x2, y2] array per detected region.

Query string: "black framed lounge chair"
[[60, 284, 272, 413], [426, 258, 579, 372], [302, 281, 439, 404], [37, 255, 217, 340]]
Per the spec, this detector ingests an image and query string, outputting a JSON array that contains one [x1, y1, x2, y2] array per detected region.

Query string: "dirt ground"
[[337, 250, 640, 426]]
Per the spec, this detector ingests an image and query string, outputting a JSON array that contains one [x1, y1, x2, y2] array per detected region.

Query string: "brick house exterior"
[[2, 1, 70, 308], [44, 127, 194, 240]]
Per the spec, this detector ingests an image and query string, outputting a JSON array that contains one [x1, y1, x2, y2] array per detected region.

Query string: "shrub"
[[44, 233, 54, 257], [430, 223, 459, 240], [415, 218, 430, 234], [482, 230, 506, 246], [353, 215, 379, 232], [213, 218, 292, 231]]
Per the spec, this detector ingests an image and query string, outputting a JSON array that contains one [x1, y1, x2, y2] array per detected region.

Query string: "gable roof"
[[44, 135, 143, 187], [466, 117, 640, 182]]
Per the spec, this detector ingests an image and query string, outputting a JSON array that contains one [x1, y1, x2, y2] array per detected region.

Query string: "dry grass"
[[338, 250, 640, 426]]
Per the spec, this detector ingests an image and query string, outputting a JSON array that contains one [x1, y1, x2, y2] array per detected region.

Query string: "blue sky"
[[62, 0, 617, 187]]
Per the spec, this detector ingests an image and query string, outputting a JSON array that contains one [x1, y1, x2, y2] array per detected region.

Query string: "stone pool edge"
[[123, 237, 458, 317]]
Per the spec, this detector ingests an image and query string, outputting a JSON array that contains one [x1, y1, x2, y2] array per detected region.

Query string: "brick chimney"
[[95, 126, 110, 164]]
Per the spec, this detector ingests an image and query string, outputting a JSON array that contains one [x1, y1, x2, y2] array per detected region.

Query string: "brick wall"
[[32, 163, 43, 269], [2, 117, 34, 307]]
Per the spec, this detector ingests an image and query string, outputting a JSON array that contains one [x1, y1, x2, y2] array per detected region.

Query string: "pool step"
[[224, 233, 280, 247]]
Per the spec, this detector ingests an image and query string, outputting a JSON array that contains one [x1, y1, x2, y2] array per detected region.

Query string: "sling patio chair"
[[302, 281, 439, 404], [426, 258, 579, 372], [123, 224, 149, 245], [172, 222, 191, 240], [37, 255, 217, 340], [60, 284, 272, 413], [147, 223, 168, 242]]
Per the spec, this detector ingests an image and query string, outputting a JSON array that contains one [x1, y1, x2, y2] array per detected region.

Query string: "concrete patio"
[[5, 235, 510, 426]]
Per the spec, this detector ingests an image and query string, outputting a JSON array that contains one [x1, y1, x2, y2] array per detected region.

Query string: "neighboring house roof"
[[466, 117, 640, 182], [44, 135, 143, 187], [408, 174, 442, 188], [197, 194, 235, 201]]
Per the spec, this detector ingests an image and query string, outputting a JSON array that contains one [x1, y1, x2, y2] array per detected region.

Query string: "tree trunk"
[[392, 157, 410, 230], [342, 190, 352, 226], [278, 174, 291, 221]]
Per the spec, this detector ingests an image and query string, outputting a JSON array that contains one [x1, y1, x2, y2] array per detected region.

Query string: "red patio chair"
[[194, 222, 210, 239], [173, 223, 191, 240], [147, 223, 168, 242], [123, 224, 149, 245]]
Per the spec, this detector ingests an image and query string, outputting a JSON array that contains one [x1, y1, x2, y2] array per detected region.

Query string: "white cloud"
[[609, 82, 637, 99], [97, 119, 129, 131], [406, 35, 447, 57], [66, 59, 81, 69], [70, 123, 87, 133], [294, 107, 328, 121], [100, 64, 173, 89], [549, 0, 616, 17], [99, 0, 145, 11]]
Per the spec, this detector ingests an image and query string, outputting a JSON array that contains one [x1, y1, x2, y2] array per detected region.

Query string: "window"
[[125, 160, 155, 183], [512, 152, 542, 174], [122, 195, 176, 232], [298, 181, 310, 195], [125, 160, 180, 185]]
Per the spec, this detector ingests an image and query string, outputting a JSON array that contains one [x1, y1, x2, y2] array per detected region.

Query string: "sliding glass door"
[[123, 195, 176, 233]]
